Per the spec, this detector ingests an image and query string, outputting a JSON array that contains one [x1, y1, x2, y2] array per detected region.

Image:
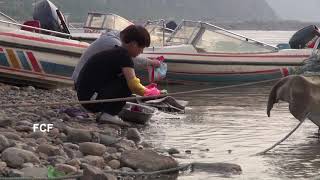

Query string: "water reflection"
[[144, 83, 320, 179]]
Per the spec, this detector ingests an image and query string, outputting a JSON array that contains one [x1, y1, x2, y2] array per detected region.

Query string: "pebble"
[[55, 163, 78, 174], [37, 144, 61, 156], [167, 148, 180, 155], [0, 119, 14, 127], [107, 159, 121, 169], [0, 135, 11, 152], [79, 142, 107, 156], [83, 155, 105, 169]]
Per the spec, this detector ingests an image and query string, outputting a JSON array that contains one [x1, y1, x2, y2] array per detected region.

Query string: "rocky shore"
[[0, 83, 180, 179], [0, 83, 243, 179]]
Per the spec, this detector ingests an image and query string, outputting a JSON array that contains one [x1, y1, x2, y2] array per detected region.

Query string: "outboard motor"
[[33, 0, 69, 34], [289, 25, 320, 49]]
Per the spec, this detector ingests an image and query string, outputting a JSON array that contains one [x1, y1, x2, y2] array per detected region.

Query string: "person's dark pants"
[[77, 77, 131, 115]]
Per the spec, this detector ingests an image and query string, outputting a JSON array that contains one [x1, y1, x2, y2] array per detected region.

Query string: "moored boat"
[[0, 0, 89, 88], [140, 21, 314, 85]]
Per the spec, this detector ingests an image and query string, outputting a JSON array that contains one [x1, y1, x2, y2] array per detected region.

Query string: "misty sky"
[[266, 0, 320, 22]]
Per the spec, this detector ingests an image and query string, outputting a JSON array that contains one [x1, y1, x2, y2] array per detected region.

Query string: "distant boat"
[[69, 13, 175, 46], [69, 12, 134, 43]]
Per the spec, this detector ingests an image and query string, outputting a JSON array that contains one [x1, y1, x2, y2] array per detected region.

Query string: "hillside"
[[0, 0, 278, 23]]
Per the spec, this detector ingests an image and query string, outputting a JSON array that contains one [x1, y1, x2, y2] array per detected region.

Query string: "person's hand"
[[144, 83, 160, 96], [144, 87, 161, 96], [148, 59, 161, 67]]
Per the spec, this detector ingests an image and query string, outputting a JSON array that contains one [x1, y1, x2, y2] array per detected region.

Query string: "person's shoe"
[[96, 112, 130, 127]]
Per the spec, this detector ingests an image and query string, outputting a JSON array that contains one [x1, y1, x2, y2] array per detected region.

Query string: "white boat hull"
[[141, 45, 312, 84]]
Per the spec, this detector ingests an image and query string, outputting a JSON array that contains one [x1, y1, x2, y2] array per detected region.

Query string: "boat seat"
[[21, 20, 41, 33]]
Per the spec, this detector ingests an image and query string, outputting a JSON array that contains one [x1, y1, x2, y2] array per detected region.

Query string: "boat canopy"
[[166, 21, 278, 53], [84, 12, 133, 32]]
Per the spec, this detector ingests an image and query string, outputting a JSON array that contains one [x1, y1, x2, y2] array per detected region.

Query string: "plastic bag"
[[147, 56, 167, 83]]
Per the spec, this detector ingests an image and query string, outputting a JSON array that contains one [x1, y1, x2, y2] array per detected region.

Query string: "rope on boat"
[[0, 78, 281, 109], [254, 118, 306, 156]]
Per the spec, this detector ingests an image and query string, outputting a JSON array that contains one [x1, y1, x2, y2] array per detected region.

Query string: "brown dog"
[[267, 75, 320, 127]]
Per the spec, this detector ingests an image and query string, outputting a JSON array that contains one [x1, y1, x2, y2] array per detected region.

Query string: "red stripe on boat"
[[169, 69, 281, 75], [0, 32, 88, 48], [281, 68, 289, 76], [26, 52, 42, 73]]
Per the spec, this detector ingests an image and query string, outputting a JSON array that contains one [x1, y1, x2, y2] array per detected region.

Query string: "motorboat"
[[0, 0, 89, 88], [139, 20, 314, 85]]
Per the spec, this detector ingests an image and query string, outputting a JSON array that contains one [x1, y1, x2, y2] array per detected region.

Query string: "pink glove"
[[144, 83, 161, 96]]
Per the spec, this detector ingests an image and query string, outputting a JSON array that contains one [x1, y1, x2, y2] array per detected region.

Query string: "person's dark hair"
[[120, 25, 150, 47]]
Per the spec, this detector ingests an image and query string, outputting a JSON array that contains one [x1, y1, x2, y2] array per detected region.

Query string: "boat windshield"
[[167, 21, 277, 53], [167, 21, 200, 45], [84, 13, 132, 32], [144, 20, 174, 47]]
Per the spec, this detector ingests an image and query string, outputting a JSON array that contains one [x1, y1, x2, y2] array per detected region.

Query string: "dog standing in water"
[[267, 75, 320, 128]]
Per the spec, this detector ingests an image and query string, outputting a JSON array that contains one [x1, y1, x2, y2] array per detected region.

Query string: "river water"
[[143, 81, 320, 180]]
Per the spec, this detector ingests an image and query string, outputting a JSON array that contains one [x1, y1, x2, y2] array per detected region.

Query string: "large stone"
[[79, 142, 107, 156], [120, 150, 178, 172], [2, 147, 40, 168]]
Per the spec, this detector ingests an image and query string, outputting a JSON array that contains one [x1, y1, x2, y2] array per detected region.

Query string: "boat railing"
[[0, 19, 73, 39], [0, 11, 18, 24], [167, 20, 278, 50]]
